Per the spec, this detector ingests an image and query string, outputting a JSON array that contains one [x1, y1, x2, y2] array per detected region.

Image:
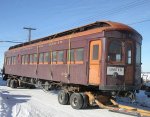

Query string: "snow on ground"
[[136, 90, 150, 108], [0, 77, 150, 117], [117, 90, 150, 109]]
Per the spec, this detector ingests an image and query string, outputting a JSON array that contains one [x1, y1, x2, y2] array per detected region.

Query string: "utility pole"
[[23, 27, 36, 42]]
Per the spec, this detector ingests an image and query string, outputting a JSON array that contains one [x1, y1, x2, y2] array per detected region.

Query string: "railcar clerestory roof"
[[9, 21, 141, 50]]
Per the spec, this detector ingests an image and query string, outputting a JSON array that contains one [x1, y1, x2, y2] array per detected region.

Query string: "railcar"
[[2, 21, 142, 109]]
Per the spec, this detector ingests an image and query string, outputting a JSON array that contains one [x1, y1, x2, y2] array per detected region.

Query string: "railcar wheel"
[[127, 91, 136, 102], [10, 79, 18, 88], [30, 78, 35, 84], [19, 80, 24, 87], [14, 80, 19, 88], [48, 84, 53, 90], [58, 90, 69, 105], [70, 93, 83, 109], [44, 81, 50, 91], [81, 93, 89, 109], [6, 79, 11, 87], [37, 81, 42, 88], [10, 80, 15, 88]]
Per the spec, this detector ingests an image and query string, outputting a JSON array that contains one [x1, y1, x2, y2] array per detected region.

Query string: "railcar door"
[[89, 40, 102, 85]]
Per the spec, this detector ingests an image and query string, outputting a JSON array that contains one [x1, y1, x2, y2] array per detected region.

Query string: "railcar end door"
[[89, 40, 102, 85]]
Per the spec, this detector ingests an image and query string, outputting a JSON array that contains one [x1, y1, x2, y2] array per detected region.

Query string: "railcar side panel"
[[4, 32, 104, 86]]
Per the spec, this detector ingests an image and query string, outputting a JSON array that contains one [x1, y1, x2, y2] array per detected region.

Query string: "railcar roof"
[[9, 21, 141, 50]]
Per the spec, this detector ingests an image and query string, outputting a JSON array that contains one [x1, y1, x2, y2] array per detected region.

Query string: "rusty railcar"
[[3, 21, 142, 109]]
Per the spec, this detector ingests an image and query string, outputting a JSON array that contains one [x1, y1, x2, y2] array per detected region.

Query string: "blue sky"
[[0, 0, 150, 71]]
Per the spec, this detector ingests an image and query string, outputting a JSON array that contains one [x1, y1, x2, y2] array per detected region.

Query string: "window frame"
[[67, 48, 84, 64], [126, 42, 133, 65], [29, 54, 33, 64], [14, 56, 16, 65], [52, 51, 57, 64], [24, 55, 29, 64], [107, 39, 124, 64], [33, 53, 38, 64], [75, 48, 84, 64], [21, 55, 25, 65], [11, 56, 14, 65], [8, 57, 11, 65], [39, 53, 44, 64], [57, 50, 64, 64], [67, 49, 75, 64], [44, 52, 50, 64], [92, 44, 99, 61], [136, 42, 141, 65], [6, 57, 11, 65]]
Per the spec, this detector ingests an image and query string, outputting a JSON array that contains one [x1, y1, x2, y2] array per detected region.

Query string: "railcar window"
[[25, 55, 28, 64], [67, 49, 75, 63], [21, 55, 25, 64], [39, 53, 44, 63], [33, 53, 38, 63], [5, 57, 7, 65], [6, 58, 8, 65], [17, 55, 21, 64], [12, 56, 16, 65], [108, 40, 122, 62], [76, 48, 84, 61], [58, 51, 64, 62], [52, 51, 57, 62], [9, 57, 11, 65], [11, 57, 13, 65], [14, 56, 16, 64], [44, 52, 50, 63], [92, 45, 99, 60], [136, 43, 141, 65], [70, 49, 75, 62], [29, 54, 33, 64], [6, 57, 11, 65], [126, 44, 132, 64], [11, 57, 14, 65], [7, 58, 8, 65], [7, 58, 9, 65], [7, 57, 10, 65]]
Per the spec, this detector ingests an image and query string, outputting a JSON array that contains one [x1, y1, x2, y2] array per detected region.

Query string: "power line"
[[128, 19, 150, 25], [0, 41, 23, 43]]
